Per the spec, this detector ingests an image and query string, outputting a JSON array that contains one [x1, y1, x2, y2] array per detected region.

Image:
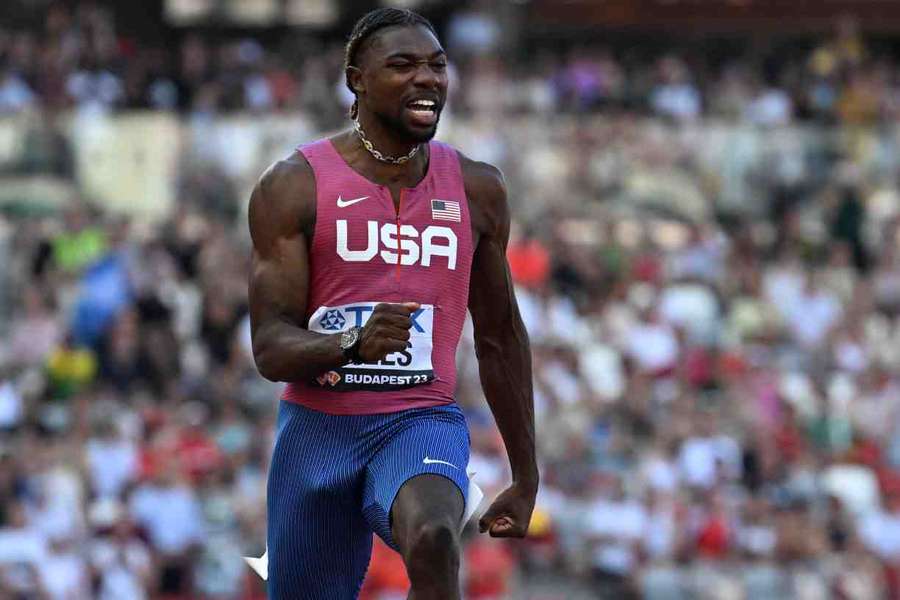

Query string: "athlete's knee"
[[405, 516, 460, 566]]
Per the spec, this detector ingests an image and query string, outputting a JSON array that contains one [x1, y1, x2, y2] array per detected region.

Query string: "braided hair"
[[344, 8, 438, 120]]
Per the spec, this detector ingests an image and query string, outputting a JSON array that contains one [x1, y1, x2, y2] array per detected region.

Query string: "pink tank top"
[[281, 138, 474, 415]]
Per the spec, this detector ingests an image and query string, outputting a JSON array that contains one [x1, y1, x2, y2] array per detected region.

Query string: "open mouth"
[[405, 99, 439, 126]]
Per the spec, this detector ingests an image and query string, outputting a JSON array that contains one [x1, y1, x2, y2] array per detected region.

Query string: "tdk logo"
[[336, 220, 457, 270], [319, 309, 346, 331], [342, 305, 427, 332]]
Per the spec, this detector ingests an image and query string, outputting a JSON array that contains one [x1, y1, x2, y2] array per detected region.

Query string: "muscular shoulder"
[[248, 151, 316, 251], [259, 151, 314, 194], [457, 152, 509, 237]]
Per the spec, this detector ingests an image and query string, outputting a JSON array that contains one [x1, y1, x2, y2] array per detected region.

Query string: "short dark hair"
[[344, 7, 438, 119]]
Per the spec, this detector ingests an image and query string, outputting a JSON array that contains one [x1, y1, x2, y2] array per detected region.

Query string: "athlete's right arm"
[[247, 156, 343, 382], [247, 155, 416, 382]]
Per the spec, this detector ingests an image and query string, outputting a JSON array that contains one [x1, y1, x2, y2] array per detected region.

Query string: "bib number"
[[308, 302, 435, 392]]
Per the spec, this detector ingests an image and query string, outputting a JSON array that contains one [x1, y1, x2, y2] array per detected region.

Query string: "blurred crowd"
[[0, 200, 275, 599], [4, 2, 900, 600], [2, 4, 900, 127]]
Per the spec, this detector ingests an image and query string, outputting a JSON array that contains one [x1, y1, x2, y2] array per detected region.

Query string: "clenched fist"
[[478, 481, 537, 538], [356, 302, 419, 363]]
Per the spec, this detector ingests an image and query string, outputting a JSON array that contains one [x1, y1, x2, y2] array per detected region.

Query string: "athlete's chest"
[[317, 184, 472, 273]]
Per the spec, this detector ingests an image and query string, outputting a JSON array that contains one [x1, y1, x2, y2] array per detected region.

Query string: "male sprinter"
[[248, 8, 537, 599]]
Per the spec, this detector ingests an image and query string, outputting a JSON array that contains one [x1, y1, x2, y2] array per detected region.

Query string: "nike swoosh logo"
[[423, 457, 458, 469], [336, 195, 369, 208]]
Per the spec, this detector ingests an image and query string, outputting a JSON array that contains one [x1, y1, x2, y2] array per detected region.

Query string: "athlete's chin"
[[404, 121, 438, 144], [406, 124, 438, 143], [400, 115, 440, 143]]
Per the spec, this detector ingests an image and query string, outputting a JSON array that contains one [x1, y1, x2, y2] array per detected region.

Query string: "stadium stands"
[[2, 2, 900, 598]]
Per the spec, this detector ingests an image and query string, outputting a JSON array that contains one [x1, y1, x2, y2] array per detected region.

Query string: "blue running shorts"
[[265, 401, 471, 600]]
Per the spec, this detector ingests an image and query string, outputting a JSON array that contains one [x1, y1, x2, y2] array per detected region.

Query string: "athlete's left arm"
[[464, 159, 538, 538]]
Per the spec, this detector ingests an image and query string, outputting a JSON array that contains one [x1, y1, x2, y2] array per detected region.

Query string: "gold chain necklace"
[[353, 119, 421, 165]]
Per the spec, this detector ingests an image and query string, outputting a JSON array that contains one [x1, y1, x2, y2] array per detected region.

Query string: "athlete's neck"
[[354, 112, 422, 162], [339, 127, 429, 188]]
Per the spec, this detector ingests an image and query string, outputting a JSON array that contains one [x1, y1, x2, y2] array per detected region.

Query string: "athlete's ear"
[[346, 66, 365, 96]]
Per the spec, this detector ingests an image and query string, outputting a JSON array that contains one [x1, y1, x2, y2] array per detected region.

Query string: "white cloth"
[[90, 539, 151, 600], [579, 343, 625, 400], [658, 283, 719, 342], [859, 510, 900, 560], [652, 83, 701, 121], [587, 499, 648, 574], [129, 484, 205, 554], [627, 321, 679, 373], [821, 464, 880, 517], [38, 552, 88, 600], [786, 290, 842, 349], [0, 527, 47, 563], [678, 435, 741, 489], [0, 380, 23, 428], [86, 438, 138, 498]]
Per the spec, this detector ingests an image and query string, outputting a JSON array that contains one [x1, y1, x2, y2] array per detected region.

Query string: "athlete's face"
[[353, 25, 448, 143]]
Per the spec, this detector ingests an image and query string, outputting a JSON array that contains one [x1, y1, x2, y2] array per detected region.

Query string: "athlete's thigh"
[[361, 404, 470, 550], [266, 402, 372, 600]]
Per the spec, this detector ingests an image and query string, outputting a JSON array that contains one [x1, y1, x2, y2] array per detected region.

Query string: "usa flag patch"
[[431, 199, 461, 222]]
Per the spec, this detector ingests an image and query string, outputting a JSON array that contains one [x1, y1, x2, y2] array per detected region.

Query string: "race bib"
[[308, 302, 435, 391]]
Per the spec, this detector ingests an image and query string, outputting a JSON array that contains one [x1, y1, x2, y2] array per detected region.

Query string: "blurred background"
[[2, 0, 900, 598]]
